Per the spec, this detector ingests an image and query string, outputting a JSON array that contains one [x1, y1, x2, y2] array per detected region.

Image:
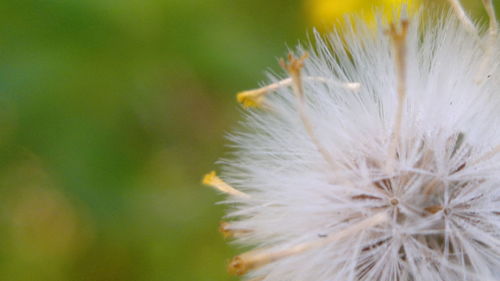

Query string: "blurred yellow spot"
[[305, 0, 420, 30], [1, 156, 93, 269], [308, 0, 364, 26]]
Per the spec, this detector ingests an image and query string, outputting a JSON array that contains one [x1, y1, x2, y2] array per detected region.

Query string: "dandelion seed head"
[[207, 5, 500, 281]]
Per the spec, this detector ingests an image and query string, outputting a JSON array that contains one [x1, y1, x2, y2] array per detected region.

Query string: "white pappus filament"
[[204, 2, 500, 281]]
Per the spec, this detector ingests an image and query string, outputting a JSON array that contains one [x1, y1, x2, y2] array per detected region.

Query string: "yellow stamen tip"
[[202, 171, 249, 197], [228, 256, 248, 276], [236, 91, 263, 108], [219, 221, 233, 238], [202, 171, 217, 185]]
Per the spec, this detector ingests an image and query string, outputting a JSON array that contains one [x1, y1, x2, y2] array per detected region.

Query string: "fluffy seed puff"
[[204, 2, 500, 281]]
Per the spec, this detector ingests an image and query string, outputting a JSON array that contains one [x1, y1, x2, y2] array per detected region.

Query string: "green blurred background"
[[0, 0, 493, 280]]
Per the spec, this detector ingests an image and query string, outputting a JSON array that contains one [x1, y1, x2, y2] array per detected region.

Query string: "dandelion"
[[204, 1, 500, 280]]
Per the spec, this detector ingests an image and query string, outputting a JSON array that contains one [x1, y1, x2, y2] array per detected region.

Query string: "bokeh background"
[[0, 0, 495, 280]]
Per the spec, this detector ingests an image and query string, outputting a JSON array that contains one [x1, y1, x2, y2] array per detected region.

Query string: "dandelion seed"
[[205, 2, 500, 280]]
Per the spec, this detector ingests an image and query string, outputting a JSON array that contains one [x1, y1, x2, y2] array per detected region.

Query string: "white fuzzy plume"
[[210, 7, 500, 281]]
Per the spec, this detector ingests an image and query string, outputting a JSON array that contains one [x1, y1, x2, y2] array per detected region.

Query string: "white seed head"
[[207, 6, 500, 281]]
